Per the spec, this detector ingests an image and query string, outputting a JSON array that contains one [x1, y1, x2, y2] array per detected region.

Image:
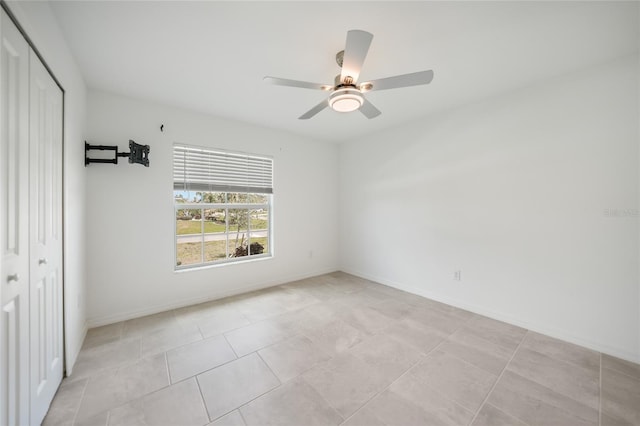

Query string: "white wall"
[[339, 55, 640, 362], [85, 91, 338, 325], [5, 1, 88, 373]]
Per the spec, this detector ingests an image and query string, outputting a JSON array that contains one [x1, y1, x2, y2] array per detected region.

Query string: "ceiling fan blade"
[[340, 30, 373, 84], [360, 98, 381, 119], [299, 99, 329, 120], [363, 70, 434, 92], [264, 76, 332, 91]]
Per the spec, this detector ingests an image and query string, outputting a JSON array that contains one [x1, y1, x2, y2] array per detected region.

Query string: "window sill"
[[174, 253, 273, 273]]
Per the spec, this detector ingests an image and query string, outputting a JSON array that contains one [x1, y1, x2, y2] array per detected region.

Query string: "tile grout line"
[[434, 344, 503, 378], [197, 331, 325, 424], [171, 344, 285, 392], [196, 321, 205, 340], [256, 351, 283, 387], [514, 332, 603, 376], [144, 335, 206, 359], [449, 324, 525, 364], [213, 349, 342, 424], [254, 334, 344, 424], [74, 367, 225, 426], [300, 375, 346, 423], [338, 314, 473, 425], [222, 332, 240, 359], [599, 352, 602, 426], [390, 356, 478, 419], [468, 329, 529, 426], [237, 407, 249, 426], [70, 378, 90, 426], [229, 324, 309, 359], [163, 352, 171, 384], [75, 347, 211, 424], [205, 377, 282, 424], [498, 337, 605, 421], [73, 339, 144, 378], [194, 374, 213, 423], [600, 363, 640, 381], [482, 401, 529, 426], [388, 329, 501, 418], [75, 353, 182, 425]]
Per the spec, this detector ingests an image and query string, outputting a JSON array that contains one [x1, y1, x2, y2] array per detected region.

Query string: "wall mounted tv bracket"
[[85, 140, 150, 167]]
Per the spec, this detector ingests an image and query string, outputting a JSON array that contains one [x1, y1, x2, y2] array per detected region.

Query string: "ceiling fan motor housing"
[[334, 74, 355, 87], [335, 50, 345, 68]]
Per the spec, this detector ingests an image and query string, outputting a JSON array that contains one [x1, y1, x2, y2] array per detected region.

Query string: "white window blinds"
[[173, 144, 273, 194]]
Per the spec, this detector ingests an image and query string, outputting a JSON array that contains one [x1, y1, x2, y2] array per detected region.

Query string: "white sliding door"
[[0, 10, 31, 426], [29, 49, 64, 425]]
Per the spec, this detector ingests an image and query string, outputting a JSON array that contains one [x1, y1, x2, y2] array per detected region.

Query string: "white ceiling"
[[50, 1, 639, 143]]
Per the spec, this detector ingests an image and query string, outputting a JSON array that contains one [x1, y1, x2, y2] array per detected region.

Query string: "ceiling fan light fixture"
[[265, 30, 434, 120], [329, 88, 363, 113]]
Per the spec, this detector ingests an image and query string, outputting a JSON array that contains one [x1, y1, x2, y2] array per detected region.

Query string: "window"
[[173, 144, 273, 269]]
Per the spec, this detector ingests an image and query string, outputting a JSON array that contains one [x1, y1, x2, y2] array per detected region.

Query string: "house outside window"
[[173, 144, 273, 269]]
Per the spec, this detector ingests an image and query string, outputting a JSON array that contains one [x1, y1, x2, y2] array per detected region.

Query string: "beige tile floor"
[[43, 272, 640, 426]]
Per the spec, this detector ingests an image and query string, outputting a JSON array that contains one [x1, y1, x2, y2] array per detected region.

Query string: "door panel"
[[29, 49, 63, 425], [1, 9, 65, 425], [0, 10, 30, 426]]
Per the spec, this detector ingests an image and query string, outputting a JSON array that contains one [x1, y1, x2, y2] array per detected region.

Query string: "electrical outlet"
[[454, 270, 462, 281]]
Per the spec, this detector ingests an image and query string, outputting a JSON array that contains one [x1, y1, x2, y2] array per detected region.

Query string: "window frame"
[[172, 143, 274, 271], [173, 196, 273, 270]]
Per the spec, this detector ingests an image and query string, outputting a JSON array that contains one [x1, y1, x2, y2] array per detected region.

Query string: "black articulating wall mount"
[[85, 140, 150, 167]]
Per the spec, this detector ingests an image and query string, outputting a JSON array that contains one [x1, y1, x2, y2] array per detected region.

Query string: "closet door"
[[29, 50, 63, 425], [0, 10, 31, 426]]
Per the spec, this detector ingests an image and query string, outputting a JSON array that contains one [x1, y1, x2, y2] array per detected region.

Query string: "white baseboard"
[[86, 267, 338, 328], [341, 267, 640, 364]]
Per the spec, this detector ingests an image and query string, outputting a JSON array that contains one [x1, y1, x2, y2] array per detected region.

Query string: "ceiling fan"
[[264, 30, 434, 120]]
